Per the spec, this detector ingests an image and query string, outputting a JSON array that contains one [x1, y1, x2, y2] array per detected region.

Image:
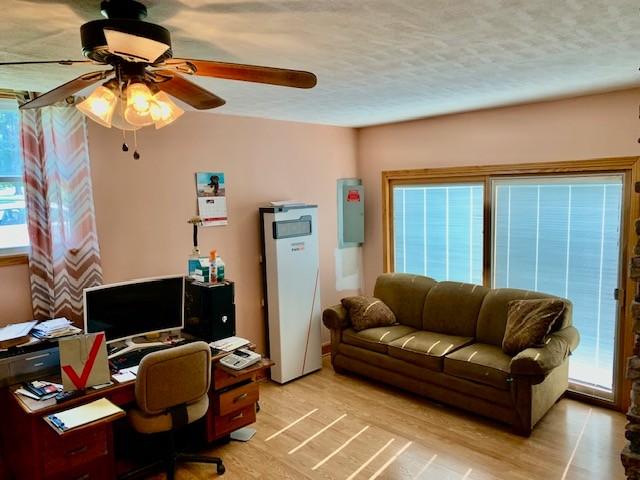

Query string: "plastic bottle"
[[215, 255, 225, 282], [209, 249, 218, 283]]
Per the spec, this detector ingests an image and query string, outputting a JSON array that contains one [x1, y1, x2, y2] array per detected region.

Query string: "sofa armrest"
[[510, 326, 580, 377], [322, 304, 350, 330]]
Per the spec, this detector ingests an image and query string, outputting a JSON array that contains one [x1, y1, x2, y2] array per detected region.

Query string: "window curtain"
[[18, 94, 103, 325]]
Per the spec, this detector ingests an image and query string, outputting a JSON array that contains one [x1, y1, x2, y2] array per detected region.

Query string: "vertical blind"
[[393, 184, 483, 284], [492, 175, 623, 395]]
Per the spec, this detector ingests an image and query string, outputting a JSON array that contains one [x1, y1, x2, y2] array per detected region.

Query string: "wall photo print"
[[195, 172, 228, 226]]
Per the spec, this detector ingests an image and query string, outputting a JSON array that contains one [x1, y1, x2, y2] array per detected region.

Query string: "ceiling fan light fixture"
[[124, 104, 154, 127], [76, 85, 117, 128], [126, 82, 153, 113], [111, 97, 141, 131], [150, 91, 184, 129]]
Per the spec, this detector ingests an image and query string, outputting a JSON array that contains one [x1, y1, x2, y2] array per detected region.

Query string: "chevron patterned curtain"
[[19, 95, 103, 326]]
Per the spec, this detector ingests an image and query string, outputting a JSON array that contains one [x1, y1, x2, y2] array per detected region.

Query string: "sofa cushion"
[[477, 288, 571, 347], [502, 299, 566, 355], [387, 331, 474, 371], [341, 296, 397, 332], [444, 343, 512, 390], [421, 282, 489, 336], [342, 325, 417, 354], [374, 273, 437, 329]]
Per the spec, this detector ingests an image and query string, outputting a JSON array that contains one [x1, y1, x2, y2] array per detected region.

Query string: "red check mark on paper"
[[62, 333, 105, 390]]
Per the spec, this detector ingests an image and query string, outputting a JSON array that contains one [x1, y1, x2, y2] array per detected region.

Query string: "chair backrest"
[[135, 341, 211, 416]]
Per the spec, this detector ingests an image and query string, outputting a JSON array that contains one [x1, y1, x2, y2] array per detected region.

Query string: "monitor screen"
[[84, 276, 184, 342]]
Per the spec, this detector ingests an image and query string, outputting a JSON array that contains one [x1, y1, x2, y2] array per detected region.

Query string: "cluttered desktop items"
[[3, 274, 245, 395], [2, 273, 271, 480]]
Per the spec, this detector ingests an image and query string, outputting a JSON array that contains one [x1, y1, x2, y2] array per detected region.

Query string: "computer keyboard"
[[109, 345, 171, 372]]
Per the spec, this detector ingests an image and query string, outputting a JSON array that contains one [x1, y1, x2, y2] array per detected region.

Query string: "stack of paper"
[[209, 336, 250, 352], [16, 381, 62, 401], [32, 318, 81, 339], [0, 321, 38, 349]]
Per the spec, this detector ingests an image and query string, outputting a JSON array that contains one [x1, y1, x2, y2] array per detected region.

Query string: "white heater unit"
[[260, 204, 322, 383]]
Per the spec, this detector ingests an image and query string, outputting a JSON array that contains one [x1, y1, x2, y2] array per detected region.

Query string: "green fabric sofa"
[[322, 273, 580, 435]]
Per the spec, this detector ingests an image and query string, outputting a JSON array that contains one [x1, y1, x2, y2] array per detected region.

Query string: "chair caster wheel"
[[217, 464, 225, 475]]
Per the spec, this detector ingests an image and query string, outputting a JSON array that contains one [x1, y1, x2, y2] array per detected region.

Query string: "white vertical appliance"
[[260, 204, 322, 383]]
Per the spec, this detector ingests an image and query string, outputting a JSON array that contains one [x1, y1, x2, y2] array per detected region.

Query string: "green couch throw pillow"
[[341, 296, 397, 332], [502, 299, 565, 356]]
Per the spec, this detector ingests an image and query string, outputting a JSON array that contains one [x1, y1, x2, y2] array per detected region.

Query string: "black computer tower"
[[183, 280, 236, 342]]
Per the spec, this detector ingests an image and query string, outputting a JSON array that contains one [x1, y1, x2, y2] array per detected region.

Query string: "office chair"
[[122, 341, 225, 479]]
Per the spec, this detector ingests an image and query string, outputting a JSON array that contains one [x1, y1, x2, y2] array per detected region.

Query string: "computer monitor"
[[84, 275, 185, 347]]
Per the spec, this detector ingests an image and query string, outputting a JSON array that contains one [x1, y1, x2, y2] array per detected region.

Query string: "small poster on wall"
[[195, 171, 228, 227]]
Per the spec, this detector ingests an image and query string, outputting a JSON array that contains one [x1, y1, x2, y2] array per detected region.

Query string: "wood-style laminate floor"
[[155, 357, 626, 479]]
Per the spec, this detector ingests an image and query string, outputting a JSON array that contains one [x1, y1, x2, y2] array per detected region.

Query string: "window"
[[393, 183, 483, 283], [492, 175, 623, 399], [0, 98, 28, 256]]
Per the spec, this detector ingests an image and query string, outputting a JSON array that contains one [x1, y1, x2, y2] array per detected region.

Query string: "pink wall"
[[87, 113, 358, 352], [0, 264, 32, 324], [357, 88, 640, 292]]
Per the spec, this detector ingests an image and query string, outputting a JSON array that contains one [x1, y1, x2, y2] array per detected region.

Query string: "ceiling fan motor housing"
[[80, 19, 172, 65]]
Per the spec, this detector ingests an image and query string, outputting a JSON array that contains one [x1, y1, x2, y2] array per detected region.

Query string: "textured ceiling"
[[0, 0, 638, 127]]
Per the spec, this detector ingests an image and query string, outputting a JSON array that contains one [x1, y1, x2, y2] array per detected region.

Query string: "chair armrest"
[[510, 326, 580, 376], [322, 304, 350, 330]]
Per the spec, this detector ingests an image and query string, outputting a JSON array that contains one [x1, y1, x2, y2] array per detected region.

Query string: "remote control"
[[55, 390, 83, 403]]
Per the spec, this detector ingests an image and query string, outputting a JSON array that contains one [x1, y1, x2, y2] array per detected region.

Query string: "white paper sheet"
[[112, 365, 139, 383], [0, 321, 37, 341]]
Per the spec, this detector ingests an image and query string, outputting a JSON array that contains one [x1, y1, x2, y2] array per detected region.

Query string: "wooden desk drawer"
[[42, 426, 108, 475], [213, 367, 255, 390], [213, 404, 256, 437], [45, 455, 110, 480], [215, 382, 259, 416]]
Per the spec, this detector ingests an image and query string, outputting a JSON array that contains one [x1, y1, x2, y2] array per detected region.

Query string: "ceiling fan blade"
[[20, 70, 112, 110], [165, 58, 317, 89], [0, 60, 93, 66], [152, 70, 226, 110]]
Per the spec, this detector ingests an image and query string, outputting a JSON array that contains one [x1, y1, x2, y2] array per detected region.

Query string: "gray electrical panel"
[[337, 178, 364, 248]]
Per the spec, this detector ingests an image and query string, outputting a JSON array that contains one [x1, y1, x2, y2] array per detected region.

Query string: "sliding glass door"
[[491, 175, 624, 400]]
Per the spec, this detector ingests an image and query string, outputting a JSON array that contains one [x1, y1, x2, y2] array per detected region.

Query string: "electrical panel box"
[[338, 179, 364, 247]]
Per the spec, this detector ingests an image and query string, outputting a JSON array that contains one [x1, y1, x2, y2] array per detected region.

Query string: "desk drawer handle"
[[32, 362, 44, 368], [66, 445, 88, 457], [233, 393, 248, 403], [25, 353, 49, 361], [231, 412, 244, 421]]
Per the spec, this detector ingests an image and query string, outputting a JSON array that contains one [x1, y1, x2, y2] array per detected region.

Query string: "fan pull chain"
[[121, 129, 129, 152], [133, 129, 140, 160], [117, 69, 129, 153]]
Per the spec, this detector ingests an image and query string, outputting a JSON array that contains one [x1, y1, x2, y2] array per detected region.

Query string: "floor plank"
[[153, 357, 626, 479]]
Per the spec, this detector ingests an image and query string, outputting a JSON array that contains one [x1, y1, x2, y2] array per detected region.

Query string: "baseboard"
[[322, 342, 331, 356]]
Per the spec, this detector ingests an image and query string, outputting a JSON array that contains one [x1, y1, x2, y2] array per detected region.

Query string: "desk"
[[1, 350, 273, 480]]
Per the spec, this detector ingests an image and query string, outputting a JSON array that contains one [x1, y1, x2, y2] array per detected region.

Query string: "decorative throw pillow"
[[341, 296, 397, 332], [502, 299, 566, 356]]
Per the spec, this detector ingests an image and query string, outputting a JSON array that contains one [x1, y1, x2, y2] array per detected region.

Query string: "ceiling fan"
[[0, 0, 317, 136]]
